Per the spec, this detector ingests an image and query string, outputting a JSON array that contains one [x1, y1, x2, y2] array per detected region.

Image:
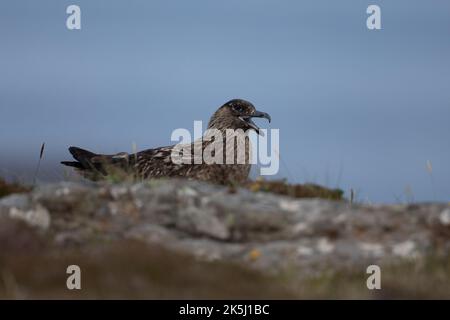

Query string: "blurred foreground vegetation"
[[2, 176, 449, 299], [1, 176, 344, 200], [1, 230, 449, 299], [0, 177, 29, 198]]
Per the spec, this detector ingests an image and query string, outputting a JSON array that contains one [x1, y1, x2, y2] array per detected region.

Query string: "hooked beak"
[[239, 110, 271, 135]]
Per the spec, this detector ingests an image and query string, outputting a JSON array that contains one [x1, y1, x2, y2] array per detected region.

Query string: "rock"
[[0, 178, 449, 277], [0, 194, 50, 229], [440, 208, 450, 225]]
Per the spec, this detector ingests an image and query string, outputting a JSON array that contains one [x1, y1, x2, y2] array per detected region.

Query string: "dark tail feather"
[[60, 161, 83, 169], [61, 146, 99, 171], [62, 146, 109, 176], [69, 146, 97, 163]]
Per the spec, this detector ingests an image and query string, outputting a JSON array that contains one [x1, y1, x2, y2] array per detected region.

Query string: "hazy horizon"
[[1, 1, 450, 203]]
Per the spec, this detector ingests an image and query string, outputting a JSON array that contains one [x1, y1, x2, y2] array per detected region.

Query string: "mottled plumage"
[[61, 99, 271, 185]]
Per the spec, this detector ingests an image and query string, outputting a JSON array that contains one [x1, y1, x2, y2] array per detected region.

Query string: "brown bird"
[[61, 99, 271, 185]]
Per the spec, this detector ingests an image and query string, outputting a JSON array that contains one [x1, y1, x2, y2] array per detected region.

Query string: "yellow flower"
[[249, 249, 261, 261]]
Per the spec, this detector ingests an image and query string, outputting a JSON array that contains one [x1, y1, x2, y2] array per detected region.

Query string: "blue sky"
[[1, 1, 449, 203]]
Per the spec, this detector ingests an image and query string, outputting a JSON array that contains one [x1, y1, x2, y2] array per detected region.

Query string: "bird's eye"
[[233, 105, 245, 113]]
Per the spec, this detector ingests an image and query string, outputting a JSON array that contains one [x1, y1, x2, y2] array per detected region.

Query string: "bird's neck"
[[197, 126, 251, 165]]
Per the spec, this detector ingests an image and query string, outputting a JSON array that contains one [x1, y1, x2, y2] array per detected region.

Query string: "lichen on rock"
[[0, 178, 449, 298]]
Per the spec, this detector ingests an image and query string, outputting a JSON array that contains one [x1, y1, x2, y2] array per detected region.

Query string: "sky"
[[1, 1, 449, 203]]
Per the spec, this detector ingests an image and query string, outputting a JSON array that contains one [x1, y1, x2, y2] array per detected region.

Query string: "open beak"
[[239, 110, 271, 135]]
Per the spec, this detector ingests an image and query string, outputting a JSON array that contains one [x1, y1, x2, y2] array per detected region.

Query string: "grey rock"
[[1, 178, 449, 276]]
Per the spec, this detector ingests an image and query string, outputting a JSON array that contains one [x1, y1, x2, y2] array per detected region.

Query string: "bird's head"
[[207, 99, 271, 135]]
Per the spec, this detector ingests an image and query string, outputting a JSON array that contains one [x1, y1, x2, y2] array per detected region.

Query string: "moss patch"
[[247, 179, 344, 200], [0, 178, 30, 198]]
